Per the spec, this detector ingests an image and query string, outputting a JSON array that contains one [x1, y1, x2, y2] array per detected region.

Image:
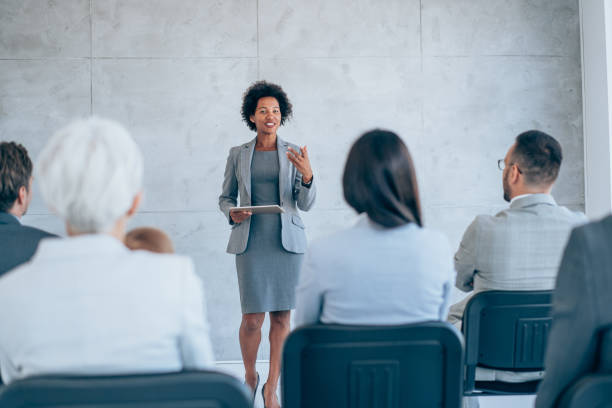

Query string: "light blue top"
[[294, 216, 456, 327]]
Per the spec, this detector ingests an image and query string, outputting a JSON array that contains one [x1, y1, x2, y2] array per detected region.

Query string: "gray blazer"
[[219, 136, 316, 254], [536, 215, 612, 408], [0, 212, 56, 277], [448, 194, 586, 325]]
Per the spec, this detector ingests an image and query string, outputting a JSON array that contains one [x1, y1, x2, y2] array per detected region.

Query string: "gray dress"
[[236, 150, 304, 314]]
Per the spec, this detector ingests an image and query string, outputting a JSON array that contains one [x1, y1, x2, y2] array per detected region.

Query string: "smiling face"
[[249, 96, 281, 136]]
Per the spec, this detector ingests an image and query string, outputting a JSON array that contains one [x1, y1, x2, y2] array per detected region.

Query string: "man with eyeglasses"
[[448, 130, 586, 384]]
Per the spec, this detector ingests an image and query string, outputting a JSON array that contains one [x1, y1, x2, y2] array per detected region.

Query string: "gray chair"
[[282, 321, 464, 408], [0, 370, 252, 408], [462, 290, 553, 396]]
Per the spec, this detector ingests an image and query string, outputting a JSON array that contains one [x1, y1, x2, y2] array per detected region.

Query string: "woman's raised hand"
[[287, 146, 313, 183]]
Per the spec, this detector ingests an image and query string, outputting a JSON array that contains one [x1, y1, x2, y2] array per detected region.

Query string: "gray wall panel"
[[0, 59, 91, 214], [422, 0, 580, 57], [93, 0, 257, 57], [259, 0, 421, 57], [0, 0, 90, 58]]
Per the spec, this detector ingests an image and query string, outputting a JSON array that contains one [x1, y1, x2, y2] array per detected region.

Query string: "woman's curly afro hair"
[[241, 81, 293, 132]]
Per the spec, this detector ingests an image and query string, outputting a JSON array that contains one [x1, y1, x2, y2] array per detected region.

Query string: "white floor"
[[215, 360, 536, 408]]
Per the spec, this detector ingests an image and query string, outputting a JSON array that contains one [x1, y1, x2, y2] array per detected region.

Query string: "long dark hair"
[[342, 129, 422, 228]]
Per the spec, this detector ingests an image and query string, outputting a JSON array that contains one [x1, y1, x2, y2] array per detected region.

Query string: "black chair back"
[[282, 321, 464, 408], [462, 290, 553, 395], [0, 370, 252, 408]]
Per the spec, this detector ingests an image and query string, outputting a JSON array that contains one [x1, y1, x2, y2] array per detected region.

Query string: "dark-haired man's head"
[[0, 142, 33, 218], [501, 130, 562, 202], [343, 129, 422, 228]]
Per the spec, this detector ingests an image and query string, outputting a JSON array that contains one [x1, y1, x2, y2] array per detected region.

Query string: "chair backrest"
[[462, 290, 553, 391], [282, 321, 464, 408], [0, 370, 252, 408]]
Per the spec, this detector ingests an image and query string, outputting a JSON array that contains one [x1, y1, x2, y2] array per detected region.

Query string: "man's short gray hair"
[[37, 117, 144, 233]]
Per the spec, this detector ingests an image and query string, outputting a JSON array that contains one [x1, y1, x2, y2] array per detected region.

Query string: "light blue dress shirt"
[[294, 216, 456, 327]]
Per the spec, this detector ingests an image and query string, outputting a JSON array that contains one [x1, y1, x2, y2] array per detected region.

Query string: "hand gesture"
[[287, 146, 313, 183], [230, 210, 252, 224]]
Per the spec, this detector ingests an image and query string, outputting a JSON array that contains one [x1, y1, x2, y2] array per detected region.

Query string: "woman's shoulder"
[[228, 138, 256, 151], [276, 137, 299, 150], [409, 227, 454, 261]]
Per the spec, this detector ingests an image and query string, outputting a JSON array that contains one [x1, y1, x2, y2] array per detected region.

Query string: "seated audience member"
[[0, 117, 214, 384], [536, 216, 612, 408], [0, 142, 56, 276], [449, 130, 586, 324], [294, 129, 455, 327], [448, 130, 586, 384], [125, 227, 174, 254]]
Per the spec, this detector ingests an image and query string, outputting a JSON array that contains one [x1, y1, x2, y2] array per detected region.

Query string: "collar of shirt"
[[34, 234, 129, 261], [510, 193, 533, 205], [0, 212, 21, 225]]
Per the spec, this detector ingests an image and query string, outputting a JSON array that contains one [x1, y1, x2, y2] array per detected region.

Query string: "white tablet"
[[229, 205, 284, 214]]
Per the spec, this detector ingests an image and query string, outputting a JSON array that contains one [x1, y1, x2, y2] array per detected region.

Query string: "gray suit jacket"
[[0, 212, 56, 277], [536, 215, 612, 408], [219, 136, 316, 254], [448, 194, 586, 325]]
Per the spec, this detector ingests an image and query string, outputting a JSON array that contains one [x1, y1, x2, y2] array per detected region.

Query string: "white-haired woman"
[[0, 117, 214, 384]]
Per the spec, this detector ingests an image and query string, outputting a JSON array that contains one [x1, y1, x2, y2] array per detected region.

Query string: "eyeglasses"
[[497, 159, 523, 174]]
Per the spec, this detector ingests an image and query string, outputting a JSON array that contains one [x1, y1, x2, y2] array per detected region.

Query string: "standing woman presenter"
[[219, 81, 316, 408]]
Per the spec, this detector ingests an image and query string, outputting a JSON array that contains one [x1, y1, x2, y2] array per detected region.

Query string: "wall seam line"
[[89, 0, 94, 115], [256, 0, 260, 79], [419, 0, 424, 168]]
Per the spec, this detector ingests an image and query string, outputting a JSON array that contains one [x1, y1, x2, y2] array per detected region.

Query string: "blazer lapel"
[[277, 136, 290, 199], [241, 137, 256, 198]]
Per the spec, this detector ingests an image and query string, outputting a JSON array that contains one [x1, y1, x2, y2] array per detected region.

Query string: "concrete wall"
[[0, 0, 583, 361]]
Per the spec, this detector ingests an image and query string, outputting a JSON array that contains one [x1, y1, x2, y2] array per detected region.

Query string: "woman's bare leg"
[[240, 312, 265, 391], [264, 310, 291, 408]]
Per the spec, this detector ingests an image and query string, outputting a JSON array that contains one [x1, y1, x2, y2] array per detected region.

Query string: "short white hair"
[[37, 117, 144, 233]]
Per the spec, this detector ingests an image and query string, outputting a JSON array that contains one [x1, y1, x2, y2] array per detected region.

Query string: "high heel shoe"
[[245, 372, 259, 404]]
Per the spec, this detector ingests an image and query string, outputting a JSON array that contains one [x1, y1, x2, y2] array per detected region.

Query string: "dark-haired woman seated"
[[219, 81, 316, 408], [295, 129, 454, 327]]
